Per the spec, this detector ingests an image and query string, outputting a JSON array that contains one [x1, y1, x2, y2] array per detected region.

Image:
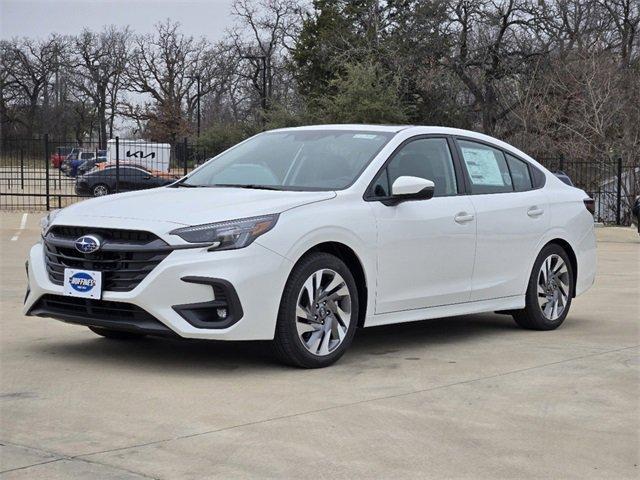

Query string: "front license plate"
[[63, 269, 102, 299]]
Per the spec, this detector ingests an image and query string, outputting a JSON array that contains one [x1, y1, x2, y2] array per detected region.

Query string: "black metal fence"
[[0, 136, 217, 211], [1, 137, 638, 225]]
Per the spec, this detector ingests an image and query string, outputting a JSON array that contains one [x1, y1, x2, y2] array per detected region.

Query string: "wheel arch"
[[294, 242, 368, 327]]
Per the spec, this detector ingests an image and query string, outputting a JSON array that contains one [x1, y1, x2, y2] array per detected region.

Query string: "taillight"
[[584, 198, 595, 215]]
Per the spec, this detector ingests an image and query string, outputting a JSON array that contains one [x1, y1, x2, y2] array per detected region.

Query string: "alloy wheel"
[[93, 185, 108, 196], [537, 254, 570, 321], [295, 269, 352, 356]]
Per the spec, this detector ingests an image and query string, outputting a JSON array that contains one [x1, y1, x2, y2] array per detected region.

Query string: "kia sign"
[[107, 139, 171, 172]]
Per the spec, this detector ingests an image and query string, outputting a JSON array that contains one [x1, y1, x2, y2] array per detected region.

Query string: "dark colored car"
[[554, 171, 574, 186], [76, 150, 107, 176], [75, 166, 177, 197], [50, 147, 76, 168], [67, 152, 98, 177]]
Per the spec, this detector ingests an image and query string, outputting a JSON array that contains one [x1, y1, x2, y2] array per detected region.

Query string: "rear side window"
[[530, 164, 546, 188], [505, 153, 533, 191], [458, 140, 513, 194]]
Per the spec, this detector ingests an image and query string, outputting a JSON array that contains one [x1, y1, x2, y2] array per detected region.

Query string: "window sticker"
[[353, 134, 378, 140], [461, 147, 506, 186]]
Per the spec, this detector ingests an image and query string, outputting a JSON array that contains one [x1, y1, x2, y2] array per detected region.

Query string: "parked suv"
[[25, 126, 597, 368], [76, 150, 107, 176]]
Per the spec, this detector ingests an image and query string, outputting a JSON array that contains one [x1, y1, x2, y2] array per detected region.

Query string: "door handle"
[[527, 206, 544, 217], [454, 212, 474, 224]]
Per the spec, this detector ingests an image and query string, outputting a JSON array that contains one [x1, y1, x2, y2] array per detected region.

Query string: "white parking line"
[[10, 213, 28, 241]]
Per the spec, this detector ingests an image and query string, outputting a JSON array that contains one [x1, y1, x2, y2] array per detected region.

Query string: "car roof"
[[270, 124, 412, 133], [270, 124, 518, 140], [272, 124, 542, 164]]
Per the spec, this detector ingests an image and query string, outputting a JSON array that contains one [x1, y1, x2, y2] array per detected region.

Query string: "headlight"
[[40, 209, 60, 237], [169, 214, 279, 250]]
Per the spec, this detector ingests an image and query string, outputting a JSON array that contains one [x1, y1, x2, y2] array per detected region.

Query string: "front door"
[[369, 137, 477, 314]]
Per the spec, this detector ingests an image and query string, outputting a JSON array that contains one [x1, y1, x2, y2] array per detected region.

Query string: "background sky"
[[0, 0, 236, 40]]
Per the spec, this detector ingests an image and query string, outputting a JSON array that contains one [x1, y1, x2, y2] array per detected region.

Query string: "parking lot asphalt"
[[0, 211, 638, 479]]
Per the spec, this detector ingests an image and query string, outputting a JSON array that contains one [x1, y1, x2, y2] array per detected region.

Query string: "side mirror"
[[388, 176, 435, 205]]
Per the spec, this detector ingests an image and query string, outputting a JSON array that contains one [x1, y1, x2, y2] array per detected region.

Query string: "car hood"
[[55, 186, 336, 228]]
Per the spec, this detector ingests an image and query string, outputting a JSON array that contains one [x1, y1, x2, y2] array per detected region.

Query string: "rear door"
[[454, 138, 549, 301]]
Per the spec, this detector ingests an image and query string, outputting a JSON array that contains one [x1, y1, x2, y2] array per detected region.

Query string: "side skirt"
[[364, 295, 525, 328]]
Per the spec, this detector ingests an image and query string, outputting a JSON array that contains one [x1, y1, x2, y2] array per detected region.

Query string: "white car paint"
[[24, 125, 597, 341]]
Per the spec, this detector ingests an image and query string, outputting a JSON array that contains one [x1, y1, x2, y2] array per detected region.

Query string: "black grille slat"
[[50, 226, 155, 243], [30, 295, 176, 337], [44, 226, 170, 292], [45, 247, 167, 265]]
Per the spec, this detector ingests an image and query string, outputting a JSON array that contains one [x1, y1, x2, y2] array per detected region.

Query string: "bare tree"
[[228, 0, 301, 121], [70, 26, 131, 147], [598, 0, 640, 67], [441, 0, 548, 135], [1, 36, 64, 137], [124, 20, 221, 143]]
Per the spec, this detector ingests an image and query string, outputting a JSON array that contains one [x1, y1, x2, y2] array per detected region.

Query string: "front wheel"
[[272, 253, 359, 368], [512, 244, 574, 330]]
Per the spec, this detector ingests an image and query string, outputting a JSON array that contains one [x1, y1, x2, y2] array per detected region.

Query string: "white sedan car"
[[25, 125, 597, 368]]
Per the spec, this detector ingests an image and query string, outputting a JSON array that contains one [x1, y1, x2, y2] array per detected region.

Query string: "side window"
[[458, 140, 513, 194], [123, 168, 144, 177], [371, 138, 458, 198], [371, 168, 390, 197], [505, 153, 533, 191], [530, 163, 546, 188]]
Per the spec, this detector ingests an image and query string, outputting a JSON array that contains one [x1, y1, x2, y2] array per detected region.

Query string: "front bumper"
[[24, 241, 292, 341], [75, 182, 90, 196]]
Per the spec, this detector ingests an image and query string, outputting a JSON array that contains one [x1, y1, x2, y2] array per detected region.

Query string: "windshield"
[[182, 130, 395, 190]]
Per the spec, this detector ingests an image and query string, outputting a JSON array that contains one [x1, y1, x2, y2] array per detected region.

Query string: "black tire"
[[272, 252, 359, 368], [88, 326, 146, 340], [92, 183, 109, 196], [512, 244, 574, 330]]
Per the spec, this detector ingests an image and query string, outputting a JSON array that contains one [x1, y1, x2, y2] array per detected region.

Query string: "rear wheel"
[[512, 244, 574, 330], [92, 184, 109, 196], [272, 253, 358, 368], [88, 326, 145, 340]]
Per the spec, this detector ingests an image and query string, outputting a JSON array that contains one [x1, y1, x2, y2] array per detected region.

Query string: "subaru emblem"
[[75, 235, 101, 254]]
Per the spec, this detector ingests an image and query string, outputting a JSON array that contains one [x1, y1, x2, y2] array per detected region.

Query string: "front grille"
[[44, 226, 171, 292], [50, 226, 156, 243]]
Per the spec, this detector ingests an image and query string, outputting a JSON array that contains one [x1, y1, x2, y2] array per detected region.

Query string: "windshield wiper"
[[214, 184, 282, 191]]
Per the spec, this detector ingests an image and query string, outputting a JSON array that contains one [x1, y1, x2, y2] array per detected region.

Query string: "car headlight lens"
[[169, 214, 279, 250], [40, 209, 60, 237]]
